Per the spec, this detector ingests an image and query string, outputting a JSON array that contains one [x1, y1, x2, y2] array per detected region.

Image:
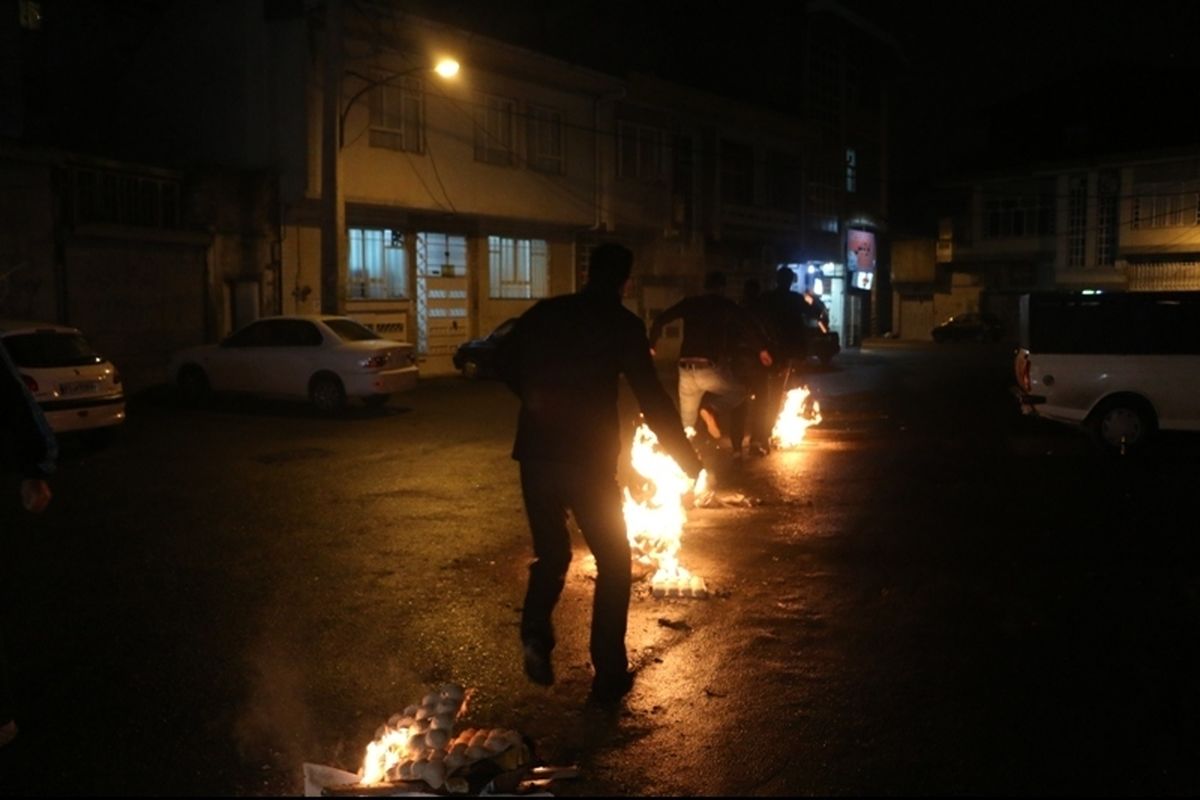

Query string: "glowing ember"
[[771, 386, 822, 449], [623, 422, 708, 596]]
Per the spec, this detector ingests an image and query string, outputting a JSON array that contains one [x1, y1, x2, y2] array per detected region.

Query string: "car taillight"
[[20, 374, 38, 393], [359, 353, 390, 369]]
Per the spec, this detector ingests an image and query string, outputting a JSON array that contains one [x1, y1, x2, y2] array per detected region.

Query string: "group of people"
[[497, 244, 823, 706]]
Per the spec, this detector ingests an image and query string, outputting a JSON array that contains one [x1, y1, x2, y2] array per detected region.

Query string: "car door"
[[264, 319, 326, 398], [210, 320, 269, 392]]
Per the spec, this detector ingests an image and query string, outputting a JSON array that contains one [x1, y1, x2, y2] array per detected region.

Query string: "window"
[[1067, 175, 1087, 268], [527, 105, 564, 174], [1131, 183, 1198, 229], [489, 236, 549, 299], [70, 166, 182, 228], [982, 184, 1056, 239], [347, 228, 408, 300], [616, 121, 664, 181], [720, 139, 754, 206], [1096, 170, 1119, 267], [845, 148, 857, 193], [369, 76, 423, 153], [475, 94, 516, 166]]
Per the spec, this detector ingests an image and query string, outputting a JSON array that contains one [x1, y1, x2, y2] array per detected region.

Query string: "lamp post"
[[320, 0, 458, 314]]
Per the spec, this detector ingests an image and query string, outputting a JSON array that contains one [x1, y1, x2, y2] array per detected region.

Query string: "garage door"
[[65, 240, 208, 393]]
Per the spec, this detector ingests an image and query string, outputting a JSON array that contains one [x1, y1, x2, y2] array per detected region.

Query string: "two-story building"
[[891, 146, 1200, 340], [2, 0, 900, 384]]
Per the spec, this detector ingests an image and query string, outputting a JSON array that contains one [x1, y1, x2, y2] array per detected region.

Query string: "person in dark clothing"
[[0, 339, 57, 749], [758, 266, 811, 443], [496, 242, 703, 704], [730, 278, 773, 458], [647, 270, 772, 457]]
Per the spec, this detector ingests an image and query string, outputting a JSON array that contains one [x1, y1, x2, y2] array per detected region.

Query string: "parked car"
[[168, 315, 418, 413], [452, 318, 517, 379], [0, 319, 125, 444], [804, 320, 840, 366], [1012, 291, 1200, 454], [931, 311, 1003, 342]]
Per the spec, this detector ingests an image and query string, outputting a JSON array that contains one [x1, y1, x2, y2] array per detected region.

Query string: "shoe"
[[748, 442, 769, 458], [522, 641, 555, 686], [587, 669, 635, 705], [0, 720, 17, 749]]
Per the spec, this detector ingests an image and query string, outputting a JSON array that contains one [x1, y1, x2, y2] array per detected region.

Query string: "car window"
[[324, 318, 383, 342], [224, 321, 270, 347], [2, 331, 101, 367], [491, 319, 517, 338], [273, 319, 323, 346]]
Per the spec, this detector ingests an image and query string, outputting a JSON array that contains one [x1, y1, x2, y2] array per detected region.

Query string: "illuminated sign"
[[848, 228, 875, 291]]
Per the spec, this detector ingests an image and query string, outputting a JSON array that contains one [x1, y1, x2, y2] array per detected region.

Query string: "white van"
[[1012, 291, 1200, 453]]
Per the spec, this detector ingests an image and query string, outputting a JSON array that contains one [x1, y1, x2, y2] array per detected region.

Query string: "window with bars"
[[1066, 175, 1088, 268], [369, 76, 423, 153], [347, 228, 408, 299], [71, 167, 181, 228], [475, 94, 516, 166], [488, 236, 549, 299], [616, 121, 664, 181], [526, 104, 564, 174]]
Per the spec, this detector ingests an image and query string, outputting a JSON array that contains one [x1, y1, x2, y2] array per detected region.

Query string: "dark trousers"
[[519, 460, 630, 679]]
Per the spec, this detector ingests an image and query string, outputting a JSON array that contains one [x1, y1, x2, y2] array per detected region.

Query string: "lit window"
[[488, 236, 549, 299], [347, 228, 407, 299]]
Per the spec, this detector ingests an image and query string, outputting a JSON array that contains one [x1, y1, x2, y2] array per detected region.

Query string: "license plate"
[[59, 380, 98, 395]]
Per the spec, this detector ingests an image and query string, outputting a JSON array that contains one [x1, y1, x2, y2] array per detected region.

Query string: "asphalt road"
[[1, 343, 1198, 795]]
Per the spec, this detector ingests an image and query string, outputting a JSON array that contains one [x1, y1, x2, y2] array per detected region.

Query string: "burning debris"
[[304, 683, 548, 796], [623, 422, 710, 599], [771, 386, 822, 449]]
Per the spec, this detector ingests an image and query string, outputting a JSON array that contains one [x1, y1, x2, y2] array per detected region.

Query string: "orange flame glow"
[[771, 386, 821, 449], [622, 423, 707, 589]]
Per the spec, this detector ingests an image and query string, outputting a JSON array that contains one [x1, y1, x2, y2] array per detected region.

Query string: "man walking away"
[[496, 243, 703, 705]]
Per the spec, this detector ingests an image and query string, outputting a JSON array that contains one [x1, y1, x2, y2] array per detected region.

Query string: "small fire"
[[622, 422, 708, 597], [771, 386, 822, 449]]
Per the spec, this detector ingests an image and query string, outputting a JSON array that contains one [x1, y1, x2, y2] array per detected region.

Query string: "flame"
[[361, 724, 418, 785], [622, 423, 706, 584], [771, 386, 822, 449]]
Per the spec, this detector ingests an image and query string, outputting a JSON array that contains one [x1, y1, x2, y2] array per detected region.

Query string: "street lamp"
[[320, 0, 458, 314]]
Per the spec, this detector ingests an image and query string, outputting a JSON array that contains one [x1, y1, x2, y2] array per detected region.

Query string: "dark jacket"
[[1, 342, 57, 479], [497, 287, 700, 476], [648, 292, 770, 364], [757, 287, 810, 361]]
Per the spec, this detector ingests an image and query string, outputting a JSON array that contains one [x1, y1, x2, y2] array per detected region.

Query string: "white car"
[[0, 319, 126, 441], [168, 315, 419, 412]]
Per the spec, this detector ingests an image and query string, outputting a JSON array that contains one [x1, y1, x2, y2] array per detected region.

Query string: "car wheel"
[[177, 364, 211, 405], [461, 359, 480, 379], [309, 374, 346, 414], [1088, 395, 1157, 454], [363, 394, 390, 408]]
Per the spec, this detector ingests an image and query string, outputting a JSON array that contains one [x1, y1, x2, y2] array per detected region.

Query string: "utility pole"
[[320, 0, 344, 315]]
